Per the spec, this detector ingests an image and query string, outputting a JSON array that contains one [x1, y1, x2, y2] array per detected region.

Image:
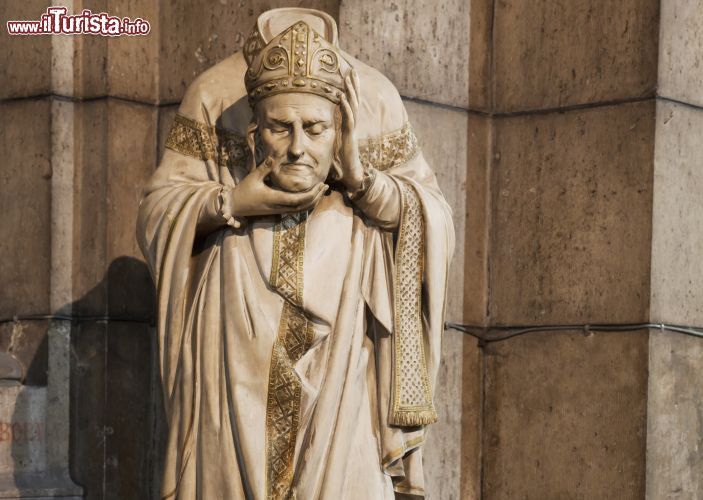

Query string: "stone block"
[[48, 100, 110, 316], [72, 0, 109, 98], [468, 0, 492, 112], [0, 354, 23, 382], [490, 101, 655, 325], [403, 101, 467, 499], [424, 329, 464, 500], [0, 321, 82, 498], [0, 99, 52, 318], [70, 321, 106, 499], [647, 329, 703, 499], [404, 99, 468, 323], [0, 0, 52, 99], [50, 100, 76, 315], [0, 321, 48, 387], [158, 105, 179, 163], [650, 101, 703, 326], [483, 330, 648, 499], [464, 114, 490, 326], [157, 1, 339, 104], [148, 327, 167, 499], [72, 100, 109, 317], [104, 322, 156, 500], [106, 0, 160, 103], [44, 1, 108, 98], [0, 385, 47, 474], [45, 322, 80, 484], [460, 336, 481, 500], [340, 0, 470, 108], [492, 0, 659, 112], [106, 99, 157, 319], [658, 1, 703, 107]]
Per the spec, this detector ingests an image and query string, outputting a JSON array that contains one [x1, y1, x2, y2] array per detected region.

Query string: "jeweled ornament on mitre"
[[244, 20, 351, 105]]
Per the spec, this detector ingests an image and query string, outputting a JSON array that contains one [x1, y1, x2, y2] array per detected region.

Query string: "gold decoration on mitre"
[[244, 20, 351, 105]]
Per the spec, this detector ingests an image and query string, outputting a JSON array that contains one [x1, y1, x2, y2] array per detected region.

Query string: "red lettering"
[[11, 423, 23, 442], [0, 421, 44, 443], [0, 423, 10, 442]]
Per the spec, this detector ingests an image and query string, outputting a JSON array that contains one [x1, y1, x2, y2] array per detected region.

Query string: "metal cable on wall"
[[445, 321, 703, 346]]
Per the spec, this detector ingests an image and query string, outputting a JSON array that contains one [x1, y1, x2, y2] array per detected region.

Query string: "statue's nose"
[[288, 128, 305, 158]]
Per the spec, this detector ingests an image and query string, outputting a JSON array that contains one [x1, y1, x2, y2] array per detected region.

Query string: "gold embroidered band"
[[165, 114, 419, 173], [389, 181, 437, 427], [164, 114, 216, 161], [358, 122, 420, 172], [269, 212, 307, 307], [265, 302, 313, 500], [164, 114, 249, 169], [265, 212, 310, 499]]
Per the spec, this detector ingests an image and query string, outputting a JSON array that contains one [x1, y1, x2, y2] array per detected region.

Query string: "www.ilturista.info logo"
[[7, 7, 150, 36]]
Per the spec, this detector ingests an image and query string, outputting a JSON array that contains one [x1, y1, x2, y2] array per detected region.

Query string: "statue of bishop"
[[137, 7, 454, 499]]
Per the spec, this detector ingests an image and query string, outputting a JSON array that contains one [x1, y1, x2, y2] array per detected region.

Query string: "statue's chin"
[[270, 172, 318, 193]]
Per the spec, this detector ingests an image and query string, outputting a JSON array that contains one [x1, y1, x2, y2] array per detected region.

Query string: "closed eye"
[[305, 122, 328, 136]]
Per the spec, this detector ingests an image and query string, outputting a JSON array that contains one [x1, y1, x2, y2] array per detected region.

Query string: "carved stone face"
[[255, 93, 337, 193]]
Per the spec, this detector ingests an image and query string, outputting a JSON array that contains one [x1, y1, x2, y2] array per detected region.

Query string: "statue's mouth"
[[281, 162, 313, 171]]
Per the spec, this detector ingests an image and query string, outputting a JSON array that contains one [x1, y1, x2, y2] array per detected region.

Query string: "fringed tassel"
[[389, 407, 438, 427]]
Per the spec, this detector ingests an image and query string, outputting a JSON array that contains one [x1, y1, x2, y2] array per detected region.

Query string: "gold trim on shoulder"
[[164, 113, 249, 170], [164, 114, 216, 161], [359, 122, 420, 172], [265, 211, 311, 499], [389, 181, 437, 427]]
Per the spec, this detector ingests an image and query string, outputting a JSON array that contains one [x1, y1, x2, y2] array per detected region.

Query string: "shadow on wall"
[[14, 256, 165, 500]]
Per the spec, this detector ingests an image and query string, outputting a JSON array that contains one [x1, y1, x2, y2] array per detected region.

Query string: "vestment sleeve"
[[351, 170, 401, 230]]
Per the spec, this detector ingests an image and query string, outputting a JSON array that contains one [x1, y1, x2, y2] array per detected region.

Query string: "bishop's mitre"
[[243, 20, 352, 105]]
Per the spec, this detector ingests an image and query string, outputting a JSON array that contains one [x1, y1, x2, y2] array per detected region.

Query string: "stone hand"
[[224, 157, 329, 217], [339, 69, 365, 192]]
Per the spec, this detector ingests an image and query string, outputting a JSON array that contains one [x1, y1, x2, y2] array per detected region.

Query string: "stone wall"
[[343, 0, 703, 499], [467, 0, 657, 498], [2, 0, 702, 499], [647, 2, 703, 499]]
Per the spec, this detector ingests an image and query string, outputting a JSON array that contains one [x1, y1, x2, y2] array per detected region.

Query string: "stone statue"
[[137, 7, 454, 499]]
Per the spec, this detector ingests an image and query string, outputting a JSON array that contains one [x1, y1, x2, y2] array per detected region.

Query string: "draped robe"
[[137, 41, 454, 500]]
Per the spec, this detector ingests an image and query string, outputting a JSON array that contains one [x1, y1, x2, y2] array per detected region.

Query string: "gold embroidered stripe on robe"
[[389, 181, 437, 426], [266, 212, 311, 499]]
